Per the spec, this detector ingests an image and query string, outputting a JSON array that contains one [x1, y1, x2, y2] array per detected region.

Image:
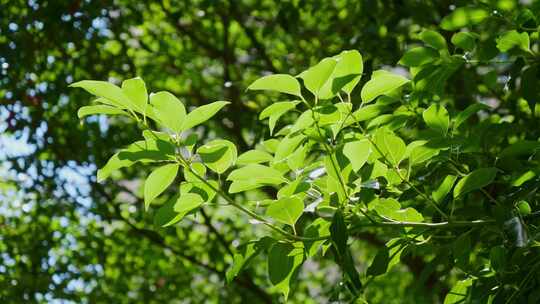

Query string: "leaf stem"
[[350, 219, 495, 230]]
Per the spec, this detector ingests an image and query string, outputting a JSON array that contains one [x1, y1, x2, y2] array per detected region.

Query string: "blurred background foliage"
[[1, 0, 540, 303]]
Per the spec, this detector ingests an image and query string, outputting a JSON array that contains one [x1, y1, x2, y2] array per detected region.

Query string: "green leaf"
[[314, 105, 341, 126], [373, 129, 406, 166], [70, 80, 139, 111], [440, 7, 489, 30], [412, 57, 463, 94], [496, 30, 531, 53], [500, 140, 540, 158], [451, 32, 477, 51], [226, 237, 274, 283], [149, 91, 186, 132], [343, 140, 371, 171], [453, 168, 498, 198], [330, 210, 348, 256], [290, 111, 314, 133], [419, 30, 447, 50], [97, 138, 176, 182], [433, 175, 457, 204], [144, 163, 179, 210], [121, 77, 148, 111], [274, 134, 306, 163], [423, 104, 449, 135], [227, 164, 287, 185], [236, 150, 273, 165], [298, 57, 338, 99], [372, 198, 423, 222], [266, 196, 304, 227], [259, 101, 300, 135], [386, 238, 406, 271], [267, 242, 304, 301], [77, 105, 127, 119], [453, 103, 489, 129], [444, 278, 472, 304], [511, 170, 536, 187], [517, 200, 532, 216], [247, 74, 302, 97], [304, 218, 331, 257], [181, 180, 218, 203], [367, 248, 390, 277], [331, 50, 364, 95], [154, 194, 182, 227], [330, 210, 362, 292], [409, 145, 440, 165], [173, 192, 204, 214], [361, 70, 409, 104], [318, 50, 364, 98], [228, 180, 266, 194], [287, 144, 309, 171], [353, 104, 388, 122], [197, 139, 237, 174], [399, 47, 439, 67], [181, 101, 230, 131]]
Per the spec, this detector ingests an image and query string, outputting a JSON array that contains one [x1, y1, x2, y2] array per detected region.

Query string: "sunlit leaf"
[[197, 139, 237, 174], [373, 129, 406, 166], [423, 104, 449, 135], [433, 175, 457, 204], [361, 70, 409, 104], [444, 278, 473, 304], [181, 101, 230, 131], [419, 30, 447, 50], [259, 101, 300, 135], [144, 163, 179, 210], [496, 30, 531, 53], [372, 198, 423, 222], [298, 57, 338, 99], [399, 47, 439, 67], [266, 196, 304, 227], [451, 32, 477, 51], [343, 140, 371, 171], [121, 77, 148, 111], [237, 150, 273, 165], [149, 91, 186, 132], [248, 74, 302, 97], [70, 80, 139, 111], [97, 138, 175, 182], [77, 105, 127, 119]]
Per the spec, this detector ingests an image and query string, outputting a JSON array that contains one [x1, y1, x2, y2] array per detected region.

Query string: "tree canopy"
[[2, 0, 540, 303]]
